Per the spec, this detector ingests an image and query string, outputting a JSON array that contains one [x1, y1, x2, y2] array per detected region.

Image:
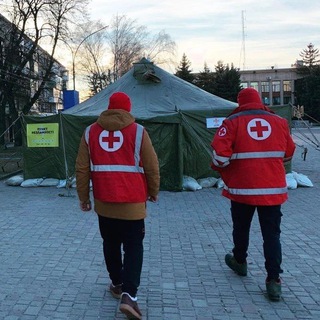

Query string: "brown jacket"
[[75, 109, 160, 220]]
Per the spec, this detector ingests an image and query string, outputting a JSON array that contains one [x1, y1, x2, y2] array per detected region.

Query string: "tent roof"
[[63, 58, 237, 119]]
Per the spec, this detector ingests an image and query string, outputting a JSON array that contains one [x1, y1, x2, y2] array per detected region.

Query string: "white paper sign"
[[206, 117, 225, 128]]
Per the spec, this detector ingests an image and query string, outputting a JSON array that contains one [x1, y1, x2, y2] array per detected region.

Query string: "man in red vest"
[[210, 88, 295, 301], [76, 92, 160, 319]]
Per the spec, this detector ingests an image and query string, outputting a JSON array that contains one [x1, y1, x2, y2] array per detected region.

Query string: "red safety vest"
[[211, 104, 296, 205], [85, 122, 148, 203]]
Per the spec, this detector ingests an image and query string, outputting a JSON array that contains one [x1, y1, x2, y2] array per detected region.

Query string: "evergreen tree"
[[212, 61, 241, 102], [195, 63, 215, 93], [295, 43, 320, 121], [295, 73, 320, 121], [175, 53, 194, 83], [300, 43, 320, 67]]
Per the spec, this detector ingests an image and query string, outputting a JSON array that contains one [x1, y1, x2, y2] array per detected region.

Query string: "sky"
[[87, 0, 320, 73]]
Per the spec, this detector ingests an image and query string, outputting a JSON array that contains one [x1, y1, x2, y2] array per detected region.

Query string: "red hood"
[[228, 102, 275, 116]]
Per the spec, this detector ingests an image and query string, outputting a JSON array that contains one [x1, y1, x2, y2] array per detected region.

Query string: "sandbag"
[[286, 173, 298, 189], [40, 178, 60, 187], [5, 174, 24, 186], [20, 178, 44, 187], [197, 177, 218, 188], [292, 171, 313, 187], [182, 175, 202, 191]]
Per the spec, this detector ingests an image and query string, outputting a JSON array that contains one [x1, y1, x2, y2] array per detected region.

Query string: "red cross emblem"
[[247, 118, 271, 140], [218, 126, 227, 137], [99, 130, 123, 152]]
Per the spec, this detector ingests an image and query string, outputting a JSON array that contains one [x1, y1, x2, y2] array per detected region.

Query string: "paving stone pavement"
[[0, 128, 320, 320]]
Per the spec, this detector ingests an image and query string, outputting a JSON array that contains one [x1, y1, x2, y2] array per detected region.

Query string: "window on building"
[[261, 81, 269, 93], [261, 82, 270, 105], [263, 97, 270, 105], [241, 82, 248, 88], [283, 80, 292, 105], [272, 97, 281, 105], [283, 80, 291, 92], [272, 81, 280, 92], [250, 82, 259, 91], [271, 81, 281, 105]]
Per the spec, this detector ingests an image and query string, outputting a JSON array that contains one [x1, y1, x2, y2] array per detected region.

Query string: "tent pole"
[[177, 117, 184, 190], [59, 113, 74, 197]]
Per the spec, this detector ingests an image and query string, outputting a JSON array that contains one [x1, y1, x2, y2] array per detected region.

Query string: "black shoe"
[[225, 253, 247, 276], [119, 293, 142, 319], [266, 278, 281, 301]]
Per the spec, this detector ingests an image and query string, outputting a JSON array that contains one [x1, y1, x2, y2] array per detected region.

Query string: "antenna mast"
[[240, 10, 246, 70]]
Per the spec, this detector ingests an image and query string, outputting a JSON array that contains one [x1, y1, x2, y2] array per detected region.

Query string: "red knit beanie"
[[108, 92, 131, 112], [237, 88, 262, 106]]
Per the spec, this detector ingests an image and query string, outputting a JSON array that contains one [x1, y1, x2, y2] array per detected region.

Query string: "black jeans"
[[230, 200, 283, 280], [98, 215, 145, 297]]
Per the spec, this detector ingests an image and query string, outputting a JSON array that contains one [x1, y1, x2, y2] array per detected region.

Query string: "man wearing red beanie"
[[210, 87, 295, 301], [76, 91, 160, 319]]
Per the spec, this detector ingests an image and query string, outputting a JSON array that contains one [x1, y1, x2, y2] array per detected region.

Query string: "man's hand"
[[80, 201, 92, 211]]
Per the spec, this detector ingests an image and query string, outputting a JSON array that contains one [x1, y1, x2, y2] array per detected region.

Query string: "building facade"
[[0, 12, 69, 144], [239, 67, 303, 106], [0, 13, 68, 115]]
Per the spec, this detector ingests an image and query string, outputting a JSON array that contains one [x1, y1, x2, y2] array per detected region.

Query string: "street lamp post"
[[71, 25, 108, 91]]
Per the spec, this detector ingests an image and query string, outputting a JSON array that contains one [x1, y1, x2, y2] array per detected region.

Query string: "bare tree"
[[76, 14, 176, 94], [0, 0, 88, 144], [145, 30, 176, 66], [67, 21, 111, 97], [107, 14, 147, 81], [108, 14, 176, 80]]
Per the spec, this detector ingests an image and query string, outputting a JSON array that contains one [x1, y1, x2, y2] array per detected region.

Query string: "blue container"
[[63, 90, 79, 110]]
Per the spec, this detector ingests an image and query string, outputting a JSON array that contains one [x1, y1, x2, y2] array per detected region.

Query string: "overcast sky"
[[88, 0, 320, 73]]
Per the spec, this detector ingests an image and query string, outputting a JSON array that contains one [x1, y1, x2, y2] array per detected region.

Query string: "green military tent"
[[21, 58, 292, 190]]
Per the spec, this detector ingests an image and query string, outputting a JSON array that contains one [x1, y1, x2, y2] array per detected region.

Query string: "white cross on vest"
[[99, 130, 123, 152]]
